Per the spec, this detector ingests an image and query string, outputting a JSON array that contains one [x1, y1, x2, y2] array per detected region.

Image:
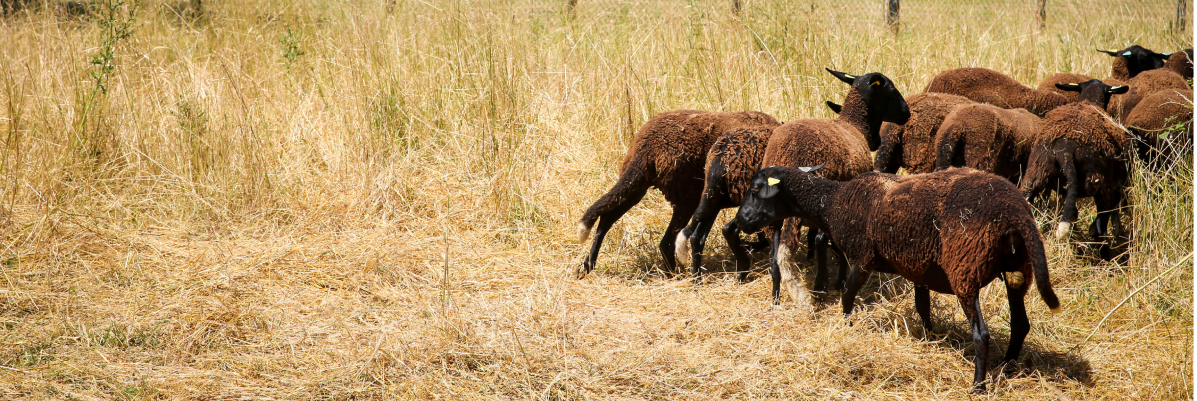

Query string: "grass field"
[[0, 0, 1192, 398]]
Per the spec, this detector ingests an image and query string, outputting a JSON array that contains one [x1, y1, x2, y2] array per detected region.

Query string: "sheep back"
[[1022, 102, 1129, 197], [935, 104, 1040, 181], [623, 110, 780, 191], [1164, 50, 1194, 79], [924, 67, 1067, 116], [880, 92, 975, 173], [1038, 73, 1095, 104], [1124, 88, 1194, 155], [1111, 69, 1190, 119], [705, 127, 773, 205]]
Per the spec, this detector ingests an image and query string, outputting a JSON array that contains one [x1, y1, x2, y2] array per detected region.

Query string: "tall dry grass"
[[0, 0, 1191, 398]]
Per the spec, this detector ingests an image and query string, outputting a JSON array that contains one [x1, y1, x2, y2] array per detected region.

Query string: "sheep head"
[[826, 69, 911, 149], [1055, 79, 1128, 110], [735, 164, 823, 234], [1098, 45, 1171, 78]]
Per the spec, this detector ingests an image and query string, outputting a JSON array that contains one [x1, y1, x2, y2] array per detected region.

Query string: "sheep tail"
[[578, 156, 653, 242], [934, 124, 965, 171], [1017, 215, 1061, 312]]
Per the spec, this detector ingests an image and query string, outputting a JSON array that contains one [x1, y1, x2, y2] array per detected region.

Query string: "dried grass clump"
[[0, 0, 1190, 399]]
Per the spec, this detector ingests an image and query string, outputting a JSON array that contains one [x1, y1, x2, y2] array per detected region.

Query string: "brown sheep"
[[1163, 49, 1193, 79], [740, 69, 910, 304], [933, 104, 1040, 183], [1107, 69, 1190, 119], [1099, 45, 1172, 80], [1021, 102, 1130, 261], [1124, 88, 1194, 164], [576, 110, 780, 277], [935, 80, 1128, 184], [875, 93, 975, 174], [924, 67, 1068, 117], [1037, 72, 1094, 104], [734, 166, 1060, 393]]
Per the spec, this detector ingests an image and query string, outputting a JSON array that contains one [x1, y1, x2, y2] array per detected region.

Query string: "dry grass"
[[0, 0, 1191, 399]]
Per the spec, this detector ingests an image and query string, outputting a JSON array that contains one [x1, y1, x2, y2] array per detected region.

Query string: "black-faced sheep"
[[1020, 101, 1130, 260], [924, 67, 1068, 117], [734, 166, 1060, 393], [1124, 88, 1194, 164], [875, 93, 975, 174], [1107, 69, 1190, 119], [1037, 72, 1094, 104], [723, 69, 910, 305], [1099, 45, 1172, 80], [576, 110, 780, 277]]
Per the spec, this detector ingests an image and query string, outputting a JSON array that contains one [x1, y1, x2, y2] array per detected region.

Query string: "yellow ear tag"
[[871, 80, 881, 86], [767, 177, 780, 186]]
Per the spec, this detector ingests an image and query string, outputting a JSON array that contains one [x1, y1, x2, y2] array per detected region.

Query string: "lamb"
[[575, 110, 780, 277], [734, 166, 1060, 393], [1037, 73, 1094, 104], [695, 69, 909, 305], [1021, 101, 1131, 261], [1099, 45, 1172, 80], [874, 93, 975, 174], [924, 67, 1068, 116], [935, 80, 1128, 183], [1163, 49, 1194, 79], [1124, 88, 1194, 164]]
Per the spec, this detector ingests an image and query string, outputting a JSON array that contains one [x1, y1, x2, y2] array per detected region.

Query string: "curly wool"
[[876, 92, 974, 174], [924, 68, 1068, 116]]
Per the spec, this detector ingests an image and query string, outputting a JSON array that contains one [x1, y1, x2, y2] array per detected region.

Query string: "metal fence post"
[[1178, 0, 1188, 33]]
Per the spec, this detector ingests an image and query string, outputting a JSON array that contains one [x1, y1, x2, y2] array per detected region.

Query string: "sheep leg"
[[805, 226, 817, 260], [841, 264, 871, 318], [658, 200, 699, 276], [961, 295, 991, 393], [768, 221, 784, 304], [683, 199, 725, 282], [1093, 192, 1125, 261], [721, 221, 752, 283], [1055, 151, 1080, 240], [580, 182, 648, 275], [1003, 278, 1030, 363], [745, 232, 771, 252], [832, 245, 849, 291], [914, 286, 933, 333], [813, 230, 831, 293]]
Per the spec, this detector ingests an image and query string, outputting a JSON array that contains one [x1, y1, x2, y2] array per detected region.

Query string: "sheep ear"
[[797, 162, 826, 173], [825, 101, 842, 114], [1097, 49, 1120, 56], [759, 178, 781, 198], [1107, 85, 1129, 95], [825, 68, 856, 84], [1055, 83, 1082, 92]]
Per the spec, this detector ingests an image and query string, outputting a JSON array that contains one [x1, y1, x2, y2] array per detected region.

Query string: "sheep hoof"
[[569, 263, 589, 279], [577, 223, 591, 243], [1054, 222, 1072, 240], [675, 232, 690, 263]]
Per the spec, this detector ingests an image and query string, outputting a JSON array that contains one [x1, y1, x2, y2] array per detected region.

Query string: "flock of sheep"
[[572, 45, 1193, 392]]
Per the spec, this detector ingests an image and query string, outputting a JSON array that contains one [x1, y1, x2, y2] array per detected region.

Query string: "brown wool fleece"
[[579, 110, 780, 229], [1109, 69, 1190, 119], [1021, 102, 1130, 213], [767, 167, 1058, 309], [924, 68, 1068, 117], [1037, 73, 1095, 104], [705, 128, 773, 205], [1110, 56, 1132, 81], [1124, 88, 1194, 153], [876, 93, 974, 174], [1163, 51, 1194, 79], [761, 89, 874, 248], [934, 104, 1041, 183]]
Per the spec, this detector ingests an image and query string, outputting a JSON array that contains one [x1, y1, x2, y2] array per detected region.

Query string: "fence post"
[[733, 0, 741, 13], [1178, 0, 1188, 34], [885, 0, 900, 34], [1038, 0, 1047, 29]]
